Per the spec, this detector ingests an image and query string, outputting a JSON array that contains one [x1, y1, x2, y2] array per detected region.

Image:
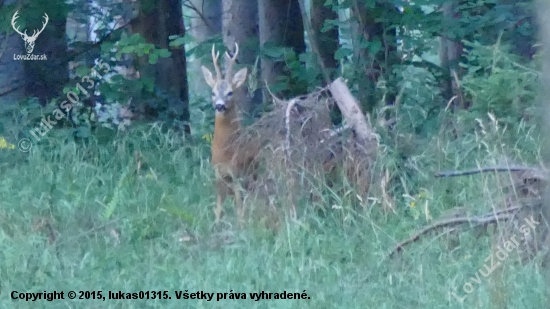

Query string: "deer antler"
[[11, 11, 48, 39], [11, 11, 25, 37], [224, 42, 239, 81], [30, 13, 49, 39], [211, 44, 222, 81]]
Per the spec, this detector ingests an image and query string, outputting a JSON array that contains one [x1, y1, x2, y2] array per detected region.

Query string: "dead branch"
[[285, 98, 298, 161], [435, 166, 545, 178], [182, 0, 218, 34], [329, 78, 375, 144], [389, 206, 521, 258]]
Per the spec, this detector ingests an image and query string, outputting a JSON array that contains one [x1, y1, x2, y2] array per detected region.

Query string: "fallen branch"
[[435, 166, 545, 178], [284, 98, 298, 161], [389, 206, 521, 258], [329, 78, 375, 144]]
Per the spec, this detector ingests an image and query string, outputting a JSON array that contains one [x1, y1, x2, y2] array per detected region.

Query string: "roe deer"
[[201, 43, 249, 225]]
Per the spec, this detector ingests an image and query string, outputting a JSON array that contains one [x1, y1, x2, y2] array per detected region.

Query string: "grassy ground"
[[0, 119, 548, 309]]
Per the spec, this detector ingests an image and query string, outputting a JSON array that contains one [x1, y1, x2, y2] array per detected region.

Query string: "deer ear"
[[232, 67, 248, 88], [201, 66, 216, 88]]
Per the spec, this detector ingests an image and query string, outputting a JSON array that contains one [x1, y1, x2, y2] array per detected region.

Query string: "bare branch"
[[182, 0, 217, 33], [435, 166, 545, 178], [389, 207, 521, 258]]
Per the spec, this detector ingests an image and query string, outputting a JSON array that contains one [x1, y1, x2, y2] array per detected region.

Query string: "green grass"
[[0, 119, 548, 309]]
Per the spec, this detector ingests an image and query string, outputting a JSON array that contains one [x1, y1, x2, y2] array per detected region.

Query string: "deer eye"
[[211, 91, 215, 97], [227, 91, 233, 96]]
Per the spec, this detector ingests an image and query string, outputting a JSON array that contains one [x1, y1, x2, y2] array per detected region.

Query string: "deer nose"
[[215, 103, 226, 112]]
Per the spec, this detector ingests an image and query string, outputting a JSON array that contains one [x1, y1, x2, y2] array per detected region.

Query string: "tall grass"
[[0, 110, 546, 309]]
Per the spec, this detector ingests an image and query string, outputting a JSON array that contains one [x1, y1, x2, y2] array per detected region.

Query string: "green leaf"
[[320, 19, 339, 33], [157, 49, 171, 58], [75, 66, 90, 77], [142, 77, 155, 92], [149, 53, 159, 64], [129, 33, 145, 44], [262, 43, 286, 58], [169, 37, 187, 47], [368, 39, 382, 55], [144, 44, 156, 54], [120, 45, 135, 54], [100, 42, 115, 53], [334, 47, 353, 60]]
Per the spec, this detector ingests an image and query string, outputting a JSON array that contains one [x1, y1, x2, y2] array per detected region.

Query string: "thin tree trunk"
[[23, 0, 69, 106], [131, 0, 191, 135], [222, 0, 260, 118], [0, 0, 25, 106], [188, 0, 222, 97], [350, 0, 399, 112], [310, 0, 338, 77], [536, 1, 550, 305], [259, 0, 304, 100], [189, 0, 221, 39], [439, 0, 465, 107]]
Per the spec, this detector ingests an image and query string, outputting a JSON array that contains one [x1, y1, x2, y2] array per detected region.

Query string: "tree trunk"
[[439, 0, 535, 108], [0, 0, 25, 106], [498, 0, 535, 60], [536, 0, 550, 305], [310, 0, 338, 76], [350, 0, 399, 112], [439, 1, 465, 107], [188, 0, 222, 97], [258, 0, 304, 100], [23, 0, 69, 106], [222, 0, 260, 118], [131, 0, 191, 135], [189, 0, 221, 40]]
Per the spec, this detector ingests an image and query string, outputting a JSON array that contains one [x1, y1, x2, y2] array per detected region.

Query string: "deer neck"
[[212, 104, 240, 164]]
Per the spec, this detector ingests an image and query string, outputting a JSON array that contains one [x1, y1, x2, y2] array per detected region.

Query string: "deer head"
[[12, 11, 49, 54], [201, 43, 248, 114]]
